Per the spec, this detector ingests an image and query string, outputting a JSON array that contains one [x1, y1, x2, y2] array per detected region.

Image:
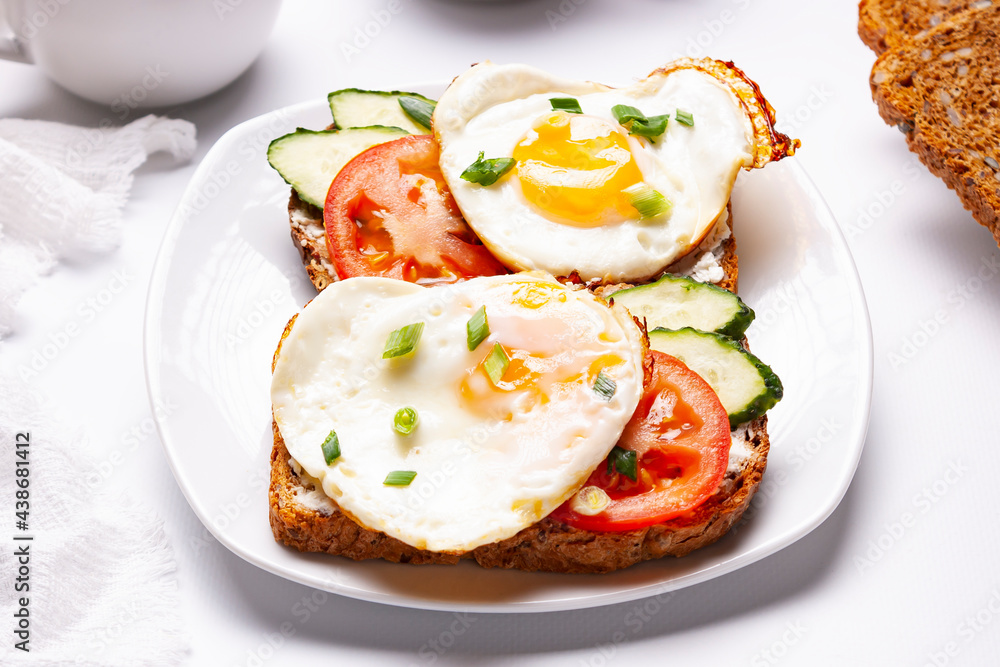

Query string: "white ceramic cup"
[[0, 0, 282, 108]]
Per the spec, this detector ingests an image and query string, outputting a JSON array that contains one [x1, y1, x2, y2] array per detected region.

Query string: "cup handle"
[[0, 3, 32, 63]]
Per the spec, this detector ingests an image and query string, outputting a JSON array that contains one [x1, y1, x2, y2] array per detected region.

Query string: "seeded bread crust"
[[288, 192, 335, 291], [869, 3, 1000, 246], [269, 413, 768, 573], [858, 0, 993, 54]]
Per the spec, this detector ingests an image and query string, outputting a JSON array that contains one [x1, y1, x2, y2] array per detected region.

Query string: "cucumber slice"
[[328, 88, 435, 134], [648, 327, 782, 427], [267, 126, 408, 208], [608, 274, 754, 339]]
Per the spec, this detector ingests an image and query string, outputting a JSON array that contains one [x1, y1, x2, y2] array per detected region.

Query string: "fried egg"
[[271, 273, 644, 552], [433, 61, 769, 283]]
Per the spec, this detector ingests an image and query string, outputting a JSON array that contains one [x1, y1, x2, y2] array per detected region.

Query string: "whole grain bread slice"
[[858, 0, 994, 53], [870, 3, 1000, 246], [269, 413, 768, 573], [287, 192, 335, 292]]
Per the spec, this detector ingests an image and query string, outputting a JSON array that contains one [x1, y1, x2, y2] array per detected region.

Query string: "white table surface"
[[3, 1, 1000, 664]]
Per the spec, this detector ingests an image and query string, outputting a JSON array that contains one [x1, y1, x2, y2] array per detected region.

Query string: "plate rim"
[[144, 94, 873, 613]]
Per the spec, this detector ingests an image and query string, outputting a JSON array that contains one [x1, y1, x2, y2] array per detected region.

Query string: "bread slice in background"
[[868, 3, 1000, 246], [859, 0, 994, 53], [269, 204, 771, 573]]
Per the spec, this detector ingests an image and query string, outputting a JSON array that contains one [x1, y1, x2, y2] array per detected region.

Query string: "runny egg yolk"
[[460, 345, 627, 420], [512, 111, 644, 227], [457, 280, 631, 421]]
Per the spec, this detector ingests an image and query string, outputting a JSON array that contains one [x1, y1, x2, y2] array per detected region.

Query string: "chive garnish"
[[393, 407, 418, 435], [606, 445, 637, 481], [624, 183, 672, 219], [399, 96, 435, 131], [593, 371, 616, 401], [611, 104, 668, 139], [629, 114, 670, 139], [321, 430, 341, 465], [550, 97, 583, 114], [382, 322, 425, 359], [384, 470, 417, 486], [466, 305, 489, 351], [460, 152, 516, 186], [675, 109, 695, 126], [611, 104, 645, 125], [483, 342, 510, 386]]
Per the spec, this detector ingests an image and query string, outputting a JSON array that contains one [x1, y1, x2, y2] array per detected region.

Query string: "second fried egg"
[[433, 61, 762, 283]]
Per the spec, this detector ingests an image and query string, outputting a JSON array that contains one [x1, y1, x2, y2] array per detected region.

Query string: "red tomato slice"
[[324, 134, 508, 285], [551, 351, 731, 532]]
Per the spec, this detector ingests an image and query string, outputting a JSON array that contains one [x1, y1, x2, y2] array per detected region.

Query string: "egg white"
[[271, 274, 644, 552], [434, 62, 756, 283]]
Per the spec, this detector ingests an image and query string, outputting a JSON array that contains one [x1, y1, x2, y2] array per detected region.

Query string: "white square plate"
[[145, 86, 872, 613]]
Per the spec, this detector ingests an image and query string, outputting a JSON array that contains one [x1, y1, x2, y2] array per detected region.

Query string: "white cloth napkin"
[[0, 379, 188, 665], [0, 115, 195, 664], [0, 114, 196, 337]]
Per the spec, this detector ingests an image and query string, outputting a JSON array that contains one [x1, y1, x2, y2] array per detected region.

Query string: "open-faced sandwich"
[[266, 58, 798, 573]]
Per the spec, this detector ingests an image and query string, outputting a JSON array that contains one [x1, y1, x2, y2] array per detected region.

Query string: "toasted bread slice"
[[858, 0, 993, 53], [269, 412, 768, 573], [869, 3, 1000, 246], [269, 204, 771, 573], [288, 191, 335, 291]]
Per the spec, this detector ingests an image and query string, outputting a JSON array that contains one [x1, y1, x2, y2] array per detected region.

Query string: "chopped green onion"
[[629, 114, 670, 139], [398, 96, 435, 131], [393, 407, 419, 435], [460, 151, 516, 186], [382, 322, 425, 359], [483, 342, 510, 387], [611, 104, 646, 125], [466, 305, 490, 351], [675, 109, 695, 126], [550, 97, 583, 114], [384, 470, 417, 486], [611, 105, 668, 139], [606, 445, 637, 481], [593, 371, 616, 401], [321, 430, 341, 465], [624, 183, 672, 219]]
